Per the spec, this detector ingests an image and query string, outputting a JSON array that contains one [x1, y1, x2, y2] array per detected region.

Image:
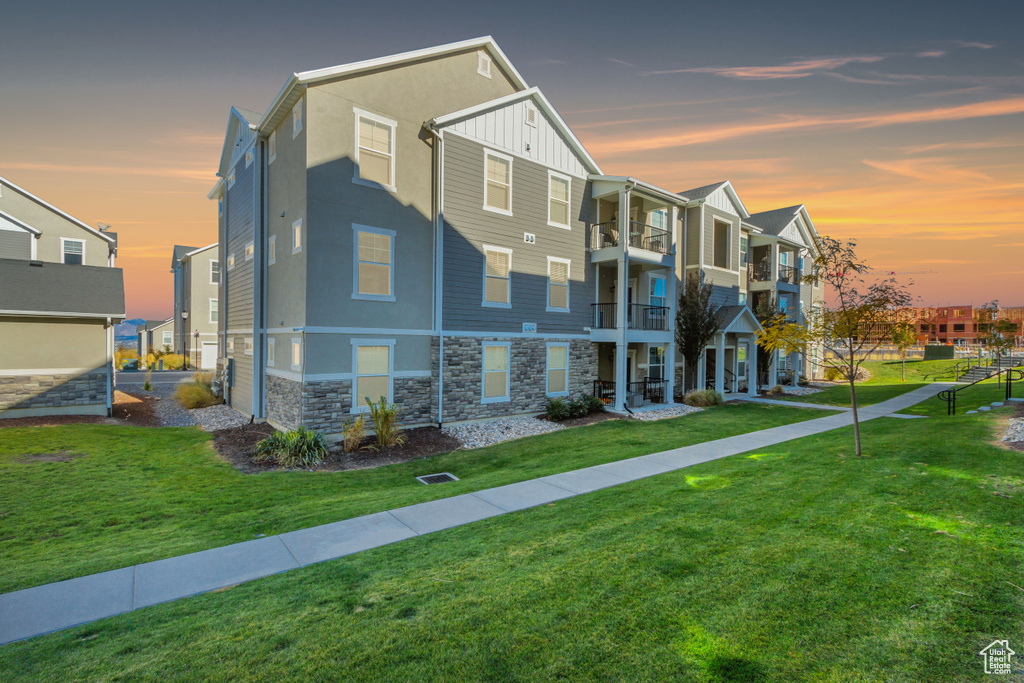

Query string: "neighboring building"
[[0, 175, 124, 418], [172, 243, 219, 369], [208, 37, 825, 435], [137, 318, 174, 358], [906, 304, 1024, 347]]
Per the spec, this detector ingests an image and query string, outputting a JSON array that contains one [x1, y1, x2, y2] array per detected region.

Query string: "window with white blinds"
[[209, 298, 218, 324], [484, 151, 512, 214], [354, 344, 391, 409], [353, 225, 395, 301], [482, 343, 510, 402], [548, 172, 570, 228], [483, 247, 511, 307], [62, 239, 84, 265], [355, 110, 396, 190], [547, 257, 570, 311], [547, 344, 568, 396]]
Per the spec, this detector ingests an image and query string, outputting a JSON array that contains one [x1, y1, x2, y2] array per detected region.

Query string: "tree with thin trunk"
[[891, 321, 917, 382], [675, 272, 720, 393], [978, 300, 1017, 387], [757, 237, 913, 457]]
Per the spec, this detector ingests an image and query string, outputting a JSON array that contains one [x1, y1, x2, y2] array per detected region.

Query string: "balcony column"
[[771, 242, 780, 282], [747, 336, 759, 397], [613, 186, 630, 410], [715, 333, 726, 395], [666, 207, 678, 402], [732, 342, 739, 394]]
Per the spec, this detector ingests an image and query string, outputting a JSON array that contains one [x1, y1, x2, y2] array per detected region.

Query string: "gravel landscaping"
[[119, 383, 247, 432], [1002, 416, 1024, 443], [443, 416, 564, 449], [628, 404, 704, 421], [775, 385, 825, 397]]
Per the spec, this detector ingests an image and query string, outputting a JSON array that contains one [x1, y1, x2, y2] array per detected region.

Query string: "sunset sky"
[[2, 0, 1021, 319]]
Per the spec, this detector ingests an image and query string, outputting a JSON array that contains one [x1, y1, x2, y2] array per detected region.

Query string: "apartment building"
[[137, 318, 174, 357], [171, 243, 219, 369], [208, 37, 824, 435], [0, 175, 125, 418]]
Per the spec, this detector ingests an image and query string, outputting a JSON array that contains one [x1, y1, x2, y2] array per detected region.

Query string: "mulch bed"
[[212, 423, 463, 474], [0, 391, 160, 429]]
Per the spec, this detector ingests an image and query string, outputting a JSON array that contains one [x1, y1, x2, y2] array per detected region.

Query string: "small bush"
[[824, 366, 842, 381], [366, 397, 406, 450], [797, 375, 809, 387], [342, 415, 366, 453], [143, 369, 152, 392], [254, 427, 328, 467], [767, 385, 786, 396], [175, 382, 219, 409], [584, 394, 606, 414], [546, 393, 606, 421], [682, 389, 724, 407], [567, 395, 590, 419], [546, 397, 570, 421]]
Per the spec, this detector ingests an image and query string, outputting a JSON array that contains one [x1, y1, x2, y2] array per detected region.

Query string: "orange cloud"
[[646, 55, 886, 79]]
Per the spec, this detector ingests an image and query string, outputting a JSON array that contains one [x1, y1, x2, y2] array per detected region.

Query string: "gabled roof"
[[0, 258, 125, 319], [678, 180, 750, 218], [138, 318, 173, 332], [428, 87, 602, 175], [0, 175, 115, 244], [171, 245, 198, 270], [216, 107, 260, 178], [678, 181, 727, 200], [745, 205, 803, 235], [589, 176, 689, 205], [715, 305, 763, 334], [183, 243, 217, 260]]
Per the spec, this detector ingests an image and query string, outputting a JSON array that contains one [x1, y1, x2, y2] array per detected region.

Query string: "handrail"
[[938, 366, 1024, 415]]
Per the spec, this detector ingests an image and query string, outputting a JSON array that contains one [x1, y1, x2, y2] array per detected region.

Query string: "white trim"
[[546, 256, 570, 313], [225, 328, 254, 335], [0, 174, 115, 243], [244, 240, 254, 261], [267, 326, 433, 335], [482, 244, 512, 308], [290, 337, 302, 371], [351, 223, 396, 302], [266, 338, 276, 366], [444, 330, 589, 339], [60, 237, 85, 265], [482, 149, 513, 216], [291, 219, 303, 253], [268, 130, 277, 164], [353, 108, 397, 193], [477, 51, 492, 78], [350, 339, 395, 413], [545, 342, 570, 397], [442, 130, 589, 180], [481, 341, 511, 404], [268, 235, 276, 265], [0, 367, 105, 377], [291, 98, 303, 139], [0, 209, 42, 235], [547, 170, 572, 229], [0, 308, 125, 320]]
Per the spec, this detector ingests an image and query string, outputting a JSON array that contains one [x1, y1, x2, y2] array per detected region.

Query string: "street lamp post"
[[181, 311, 189, 370], [194, 331, 200, 370]]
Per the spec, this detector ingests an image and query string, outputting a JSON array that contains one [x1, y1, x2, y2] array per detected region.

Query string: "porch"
[[593, 341, 673, 410]]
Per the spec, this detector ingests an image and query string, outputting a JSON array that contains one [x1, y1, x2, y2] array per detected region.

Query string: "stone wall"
[[0, 371, 106, 413], [266, 374, 301, 429], [300, 379, 353, 435], [395, 377, 433, 426], [440, 337, 598, 423]]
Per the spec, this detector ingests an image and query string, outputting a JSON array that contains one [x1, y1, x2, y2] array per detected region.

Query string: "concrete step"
[[979, 406, 991, 412]]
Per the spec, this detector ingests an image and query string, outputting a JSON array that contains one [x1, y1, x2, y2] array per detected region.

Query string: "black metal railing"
[[628, 304, 669, 331], [778, 265, 799, 284], [627, 221, 671, 255], [937, 367, 1024, 415], [628, 378, 667, 406], [591, 303, 616, 329], [592, 379, 616, 401], [748, 261, 771, 282], [589, 221, 619, 250]]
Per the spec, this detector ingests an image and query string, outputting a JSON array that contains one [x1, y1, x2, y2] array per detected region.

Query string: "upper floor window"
[[354, 110, 397, 191], [713, 221, 730, 269], [227, 253, 235, 271], [291, 337, 301, 370], [548, 172, 571, 228], [268, 131, 277, 164], [268, 235, 276, 265], [292, 219, 303, 254], [244, 241, 254, 261], [61, 239, 84, 265], [483, 151, 512, 215], [162, 331, 172, 347], [209, 298, 218, 324], [245, 148, 254, 168], [227, 172, 235, 189], [649, 274, 667, 308], [483, 246, 511, 308], [740, 235, 749, 266], [650, 209, 668, 230], [292, 99, 303, 138], [353, 225, 395, 301], [210, 260, 220, 284], [547, 257, 570, 312]]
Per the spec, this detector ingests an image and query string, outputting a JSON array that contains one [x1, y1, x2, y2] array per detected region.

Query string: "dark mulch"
[[539, 411, 621, 429], [211, 423, 462, 474], [0, 391, 159, 429]]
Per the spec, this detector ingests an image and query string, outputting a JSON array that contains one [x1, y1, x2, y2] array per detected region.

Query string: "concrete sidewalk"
[[0, 383, 953, 646]]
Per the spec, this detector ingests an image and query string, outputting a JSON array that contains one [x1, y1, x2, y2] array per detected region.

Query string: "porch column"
[[732, 340, 739, 394], [613, 187, 630, 410], [747, 335, 759, 396], [666, 342, 676, 402], [666, 210, 678, 401], [715, 333, 725, 395], [768, 350, 777, 387], [771, 242, 780, 282]]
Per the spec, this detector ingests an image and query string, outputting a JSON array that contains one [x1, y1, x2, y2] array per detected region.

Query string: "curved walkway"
[[0, 383, 953, 646]]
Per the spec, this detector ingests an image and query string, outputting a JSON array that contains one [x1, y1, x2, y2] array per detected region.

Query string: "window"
[[244, 241, 254, 261], [482, 343, 510, 403], [353, 225, 395, 300], [738, 345, 747, 378], [61, 239, 84, 265], [162, 331, 172, 347], [713, 221, 730, 269], [739, 291, 747, 306], [483, 151, 512, 215], [245, 148, 254, 168], [649, 274, 666, 309], [483, 246, 512, 307], [291, 338, 301, 370], [353, 343, 392, 410], [244, 338, 253, 356], [548, 172, 571, 228], [227, 172, 235, 189], [547, 257, 570, 311], [267, 338, 275, 366], [210, 260, 220, 284], [477, 51, 492, 78], [938, 309, 946, 317], [954, 309, 964, 317], [268, 235, 276, 265], [953, 323, 965, 332], [292, 99, 303, 138], [227, 253, 235, 271], [650, 209, 668, 230], [227, 338, 235, 354], [268, 131, 276, 163], [939, 324, 947, 333], [354, 110, 396, 191], [648, 346, 665, 381], [546, 344, 569, 396], [740, 235, 749, 266], [209, 298, 218, 324], [292, 219, 302, 253]]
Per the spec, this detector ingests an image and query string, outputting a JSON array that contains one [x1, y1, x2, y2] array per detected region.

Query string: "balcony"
[[591, 303, 670, 331], [748, 261, 771, 282], [778, 265, 799, 284], [589, 221, 671, 256]]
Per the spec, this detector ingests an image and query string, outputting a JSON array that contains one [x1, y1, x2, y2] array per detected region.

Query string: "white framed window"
[[210, 260, 220, 284], [351, 340, 394, 412], [352, 224, 395, 301], [648, 346, 665, 381], [267, 338, 275, 366], [546, 343, 569, 397], [291, 219, 302, 254], [209, 298, 218, 324], [244, 338, 253, 356], [227, 172, 235, 189], [227, 253, 235, 271], [650, 209, 668, 230], [292, 99, 303, 138], [227, 338, 235, 354], [482, 245, 512, 308], [268, 235, 276, 265], [291, 337, 302, 370], [547, 171, 571, 228], [740, 234, 749, 266], [739, 291, 747, 305], [61, 238, 85, 265], [244, 241, 254, 261], [547, 257, 570, 312], [353, 109, 397, 192], [162, 331, 172, 347], [481, 342, 510, 403], [245, 148, 254, 168], [477, 51, 492, 78], [483, 150, 512, 215], [738, 344, 747, 379], [268, 131, 276, 164], [713, 221, 730, 270], [649, 273, 667, 309]]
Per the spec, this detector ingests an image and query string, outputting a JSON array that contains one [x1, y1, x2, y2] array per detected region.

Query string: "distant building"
[[171, 243, 219, 369]]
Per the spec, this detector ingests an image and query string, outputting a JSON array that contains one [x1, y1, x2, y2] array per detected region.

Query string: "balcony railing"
[[589, 220, 671, 255], [748, 261, 771, 282], [590, 221, 619, 251], [592, 379, 615, 401], [778, 265, 799, 284], [628, 378, 667, 406], [591, 303, 670, 331]]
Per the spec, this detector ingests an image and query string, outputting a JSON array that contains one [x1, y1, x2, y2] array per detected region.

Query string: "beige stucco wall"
[[0, 184, 113, 266], [0, 316, 110, 371]]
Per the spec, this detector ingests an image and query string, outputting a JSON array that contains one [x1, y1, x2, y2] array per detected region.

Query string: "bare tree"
[[675, 272, 720, 393]]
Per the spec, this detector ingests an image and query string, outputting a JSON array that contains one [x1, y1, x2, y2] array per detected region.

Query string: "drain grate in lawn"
[[416, 472, 459, 485]]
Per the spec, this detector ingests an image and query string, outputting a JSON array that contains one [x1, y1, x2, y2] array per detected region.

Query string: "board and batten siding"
[[0, 230, 30, 259], [224, 140, 257, 416], [442, 134, 593, 335]]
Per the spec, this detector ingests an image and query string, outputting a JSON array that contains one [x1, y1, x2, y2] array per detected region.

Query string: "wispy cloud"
[[955, 41, 995, 49], [646, 55, 886, 79], [861, 157, 993, 184], [1, 160, 213, 182], [606, 57, 635, 67], [916, 50, 947, 58]]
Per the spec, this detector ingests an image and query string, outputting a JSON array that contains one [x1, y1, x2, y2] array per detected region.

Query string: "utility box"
[[924, 345, 955, 361]]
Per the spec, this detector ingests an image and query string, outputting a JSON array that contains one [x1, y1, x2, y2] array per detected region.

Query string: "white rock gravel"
[[628, 404, 704, 421], [189, 405, 250, 432], [776, 385, 824, 397], [1002, 417, 1024, 443], [121, 383, 246, 431], [443, 416, 564, 449]]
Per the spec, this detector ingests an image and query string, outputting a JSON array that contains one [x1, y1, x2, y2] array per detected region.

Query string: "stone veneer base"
[[0, 371, 107, 415]]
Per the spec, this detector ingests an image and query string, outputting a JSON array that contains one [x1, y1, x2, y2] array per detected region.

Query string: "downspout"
[[427, 123, 445, 427], [106, 316, 113, 416]]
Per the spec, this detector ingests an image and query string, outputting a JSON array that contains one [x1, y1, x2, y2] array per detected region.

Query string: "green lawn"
[[901, 374, 1021, 418], [772, 359, 962, 408], [2, 408, 1020, 681], [0, 403, 817, 594]]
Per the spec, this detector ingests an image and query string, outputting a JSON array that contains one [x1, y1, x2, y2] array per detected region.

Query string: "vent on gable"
[[416, 472, 459, 485], [477, 52, 492, 79], [524, 104, 537, 127]]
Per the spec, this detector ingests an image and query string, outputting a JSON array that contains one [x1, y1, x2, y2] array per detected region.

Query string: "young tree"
[[752, 292, 784, 392], [891, 321, 918, 382], [675, 272, 720, 393], [758, 237, 913, 457]]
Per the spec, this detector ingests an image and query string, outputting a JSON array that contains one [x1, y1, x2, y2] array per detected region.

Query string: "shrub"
[[767, 384, 786, 396], [546, 397, 570, 421], [174, 372, 219, 409], [143, 369, 152, 392], [567, 395, 590, 419], [366, 397, 406, 450], [824, 366, 843, 381], [797, 375, 809, 387], [254, 427, 328, 467], [682, 389, 724, 407], [342, 415, 366, 453], [584, 394, 606, 414], [546, 393, 606, 421]]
